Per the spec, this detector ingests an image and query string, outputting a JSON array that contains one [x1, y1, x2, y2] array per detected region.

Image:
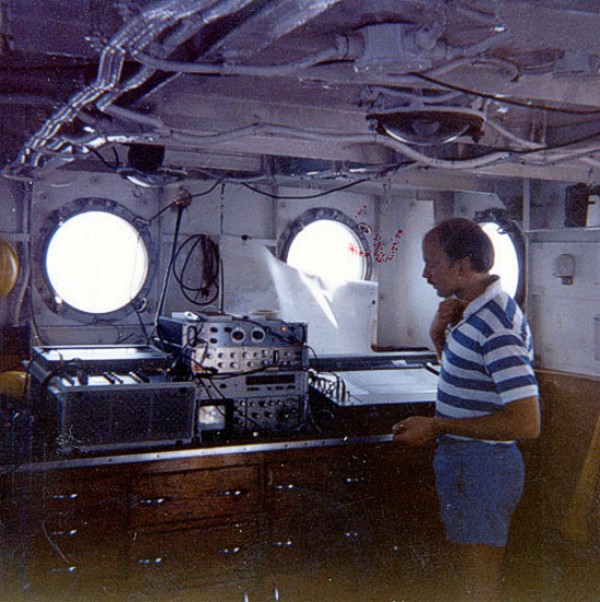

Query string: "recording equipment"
[[197, 371, 308, 400], [157, 312, 310, 437], [196, 370, 309, 436], [231, 394, 309, 435], [44, 377, 196, 455], [31, 345, 170, 374], [28, 345, 195, 456], [156, 313, 308, 374]]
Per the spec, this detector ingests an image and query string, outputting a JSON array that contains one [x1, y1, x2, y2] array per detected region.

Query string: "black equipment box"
[[44, 375, 196, 455], [31, 345, 170, 374], [28, 345, 194, 456]]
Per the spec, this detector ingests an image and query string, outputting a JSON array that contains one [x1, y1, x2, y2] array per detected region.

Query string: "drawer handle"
[[272, 540, 294, 547], [217, 489, 246, 498], [48, 565, 78, 574], [219, 546, 241, 555], [138, 557, 164, 567], [139, 497, 171, 507], [344, 477, 366, 484], [51, 493, 79, 501], [50, 529, 78, 538], [274, 484, 295, 491]]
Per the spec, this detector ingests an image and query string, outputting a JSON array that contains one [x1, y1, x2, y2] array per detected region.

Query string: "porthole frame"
[[33, 197, 157, 324], [474, 208, 526, 306], [277, 207, 373, 281]]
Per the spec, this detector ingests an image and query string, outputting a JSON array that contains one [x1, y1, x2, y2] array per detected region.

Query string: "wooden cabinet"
[[1, 469, 129, 600], [0, 439, 441, 601], [128, 463, 262, 597], [130, 464, 260, 527], [128, 520, 260, 593]]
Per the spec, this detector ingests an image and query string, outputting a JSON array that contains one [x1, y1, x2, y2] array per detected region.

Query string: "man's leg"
[[459, 543, 505, 602]]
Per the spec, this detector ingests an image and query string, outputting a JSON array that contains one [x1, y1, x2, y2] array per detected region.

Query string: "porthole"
[[35, 198, 155, 322], [278, 208, 372, 281], [475, 210, 525, 304]]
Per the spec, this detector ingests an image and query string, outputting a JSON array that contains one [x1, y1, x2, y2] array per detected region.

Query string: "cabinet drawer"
[[130, 465, 260, 527], [128, 521, 259, 589], [27, 513, 124, 564], [15, 474, 128, 517], [266, 510, 377, 571], [25, 563, 123, 601], [265, 456, 375, 514]]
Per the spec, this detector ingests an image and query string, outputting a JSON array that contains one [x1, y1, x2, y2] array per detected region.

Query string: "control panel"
[[157, 313, 308, 374]]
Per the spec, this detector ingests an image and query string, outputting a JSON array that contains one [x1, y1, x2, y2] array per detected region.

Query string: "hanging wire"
[[154, 203, 185, 327], [146, 181, 220, 224], [172, 234, 220, 306]]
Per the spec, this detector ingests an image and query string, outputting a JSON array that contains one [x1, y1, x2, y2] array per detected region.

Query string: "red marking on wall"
[[348, 242, 369, 257], [354, 204, 369, 220], [349, 228, 404, 263]]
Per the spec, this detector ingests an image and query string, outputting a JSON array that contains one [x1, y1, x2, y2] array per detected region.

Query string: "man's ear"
[[456, 256, 473, 276]]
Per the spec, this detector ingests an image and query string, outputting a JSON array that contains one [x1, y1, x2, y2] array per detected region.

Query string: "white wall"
[[11, 167, 600, 377], [528, 234, 600, 376], [375, 194, 437, 350]]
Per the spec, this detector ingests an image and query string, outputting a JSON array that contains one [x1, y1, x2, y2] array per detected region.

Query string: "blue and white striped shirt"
[[437, 278, 539, 443]]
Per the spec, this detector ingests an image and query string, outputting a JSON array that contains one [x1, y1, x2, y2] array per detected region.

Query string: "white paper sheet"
[[220, 235, 378, 355]]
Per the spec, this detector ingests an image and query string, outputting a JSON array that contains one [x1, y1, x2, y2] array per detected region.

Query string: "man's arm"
[[392, 396, 540, 447], [429, 297, 468, 356]]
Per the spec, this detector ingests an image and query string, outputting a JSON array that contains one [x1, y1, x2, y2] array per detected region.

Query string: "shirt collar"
[[462, 275, 502, 320]]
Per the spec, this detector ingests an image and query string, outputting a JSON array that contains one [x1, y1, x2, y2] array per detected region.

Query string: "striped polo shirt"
[[437, 277, 539, 443]]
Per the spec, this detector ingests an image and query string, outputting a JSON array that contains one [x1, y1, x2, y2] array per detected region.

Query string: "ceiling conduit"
[[6, 0, 255, 175]]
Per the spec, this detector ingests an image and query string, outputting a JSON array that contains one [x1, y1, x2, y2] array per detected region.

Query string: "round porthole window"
[[476, 210, 525, 304], [36, 198, 155, 320], [278, 208, 372, 281]]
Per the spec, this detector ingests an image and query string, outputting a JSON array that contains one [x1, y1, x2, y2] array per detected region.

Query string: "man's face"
[[422, 234, 461, 298]]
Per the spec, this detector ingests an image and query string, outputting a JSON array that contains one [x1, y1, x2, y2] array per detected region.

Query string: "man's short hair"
[[427, 218, 494, 273]]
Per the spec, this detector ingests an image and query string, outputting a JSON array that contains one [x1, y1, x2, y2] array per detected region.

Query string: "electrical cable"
[[88, 147, 121, 170], [154, 203, 185, 328], [146, 181, 220, 224], [240, 178, 370, 200], [133, 45, 341, 76], [172, 234, 220, 306], [411, 71, 600, 115]]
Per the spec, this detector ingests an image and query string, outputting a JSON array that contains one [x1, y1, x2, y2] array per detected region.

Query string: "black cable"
[[133, 303, 151, 344], [146, 182, 220, 224], [89, 147, 120, 170], [154, 203, 185, 326], [240, 178, 370, 200], [172, 234, 220, 306], [412, 71, 600, 115]]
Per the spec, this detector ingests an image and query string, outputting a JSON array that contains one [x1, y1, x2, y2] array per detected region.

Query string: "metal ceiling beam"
[[204, 0, 345, 61]]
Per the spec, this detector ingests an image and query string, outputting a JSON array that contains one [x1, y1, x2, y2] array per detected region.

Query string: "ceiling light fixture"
[[367, 106, 485, 146], [118, 143, 187, 187]]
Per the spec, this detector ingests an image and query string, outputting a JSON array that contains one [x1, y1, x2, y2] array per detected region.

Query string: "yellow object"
[[561, 411, 600, 544], [0, 370, 27, 400], [0, 238, 18, 297]]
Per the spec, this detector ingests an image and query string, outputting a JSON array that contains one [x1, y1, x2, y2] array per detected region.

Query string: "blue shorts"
[[434, 437, 525, 547]]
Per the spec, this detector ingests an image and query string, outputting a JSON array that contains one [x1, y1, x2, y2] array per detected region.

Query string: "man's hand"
[[392, 416, 438, 447], [429, 297, 468, 355]]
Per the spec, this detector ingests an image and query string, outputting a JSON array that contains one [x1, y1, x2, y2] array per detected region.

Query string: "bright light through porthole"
[[46, 211, 149, 314], [286, 219, 367, 281], [481, 221, 519, 298]]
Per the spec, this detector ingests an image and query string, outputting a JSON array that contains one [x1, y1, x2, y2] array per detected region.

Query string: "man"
[[392, 218, 540, 602]]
